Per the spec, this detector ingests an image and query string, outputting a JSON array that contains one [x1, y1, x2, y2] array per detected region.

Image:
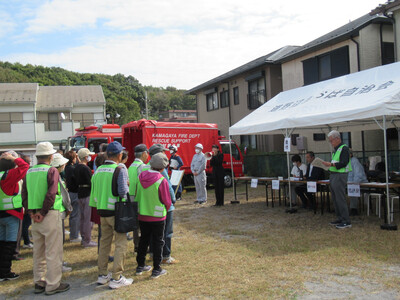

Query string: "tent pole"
[[285, 128, 297, 213], [229, 135, 239, 204], [381, 115, 397, 230]]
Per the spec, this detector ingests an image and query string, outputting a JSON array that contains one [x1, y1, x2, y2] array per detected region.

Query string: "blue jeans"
[[163, 211, 173, 258], [0, 216, 20, 241]]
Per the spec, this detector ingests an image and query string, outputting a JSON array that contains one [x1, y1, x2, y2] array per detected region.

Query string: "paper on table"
[[311, 157, 330, 171]]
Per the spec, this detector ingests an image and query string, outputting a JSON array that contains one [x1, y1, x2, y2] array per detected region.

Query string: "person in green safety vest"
[[50, 153, 73, 273], [21, 142, 70, 295], [127, 143, 149, 253], [135, 152, 171, 279], [0, 151, 29, 282], [322, 130, 352, 229], [90, 141, 133, 289]]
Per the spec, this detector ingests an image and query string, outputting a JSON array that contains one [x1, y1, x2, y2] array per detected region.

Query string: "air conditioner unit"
[[296, 136, 307, 151]]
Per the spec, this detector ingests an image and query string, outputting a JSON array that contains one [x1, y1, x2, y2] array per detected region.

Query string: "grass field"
[[1, 186, 400, 299]]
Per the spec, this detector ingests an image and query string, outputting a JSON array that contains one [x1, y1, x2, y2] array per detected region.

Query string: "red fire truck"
[[122, 119, 243, 187], [63, 124, 123, 168]]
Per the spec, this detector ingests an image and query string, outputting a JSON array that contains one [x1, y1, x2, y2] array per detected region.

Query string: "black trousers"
[[214, 173, 225, 206], [295, 184, 314, 208], [136, 220, 165, 271]]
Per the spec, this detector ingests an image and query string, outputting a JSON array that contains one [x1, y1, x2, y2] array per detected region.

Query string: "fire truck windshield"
[[68, 136, 86, 152]]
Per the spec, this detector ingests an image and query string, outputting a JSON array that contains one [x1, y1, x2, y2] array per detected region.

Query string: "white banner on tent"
[[251, 179, 258, 188], [307, 181, 317, 193], [347, 184, 361, 197], [229, 62, 400, 136], [284, 138, 291, 152], [272, 180, 280, 190]]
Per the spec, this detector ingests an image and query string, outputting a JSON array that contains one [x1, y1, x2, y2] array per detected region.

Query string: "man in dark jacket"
[[295, 151, 324, 209]]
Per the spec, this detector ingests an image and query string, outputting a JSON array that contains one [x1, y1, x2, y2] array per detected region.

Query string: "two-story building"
[[0, 83, 106, 157], [187, 46, 298, 151], [188, 1, 400, 154], [158, 110, 197, 123]]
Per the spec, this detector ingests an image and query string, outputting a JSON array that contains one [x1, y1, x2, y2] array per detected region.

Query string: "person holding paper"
[[210, 145, 225, 206], [322, 130, 352, 229], [347, 150, 368, 216], [295, 151, 324, 209], [168, 145, 183, 201]]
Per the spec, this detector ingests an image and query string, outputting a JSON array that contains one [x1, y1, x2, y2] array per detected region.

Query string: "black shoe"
[[151, 268, 167, 279], [45, 283, 70, 295], [336, 223, 352, 229], [34, 284, 45, 294], [0, 272, 19, 281], [329, 220, 341, 226]]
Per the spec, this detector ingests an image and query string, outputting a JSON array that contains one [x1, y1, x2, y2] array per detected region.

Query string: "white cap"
[[77, 148, 95, 159], [51, 153, 69, 168], [195, 143, 203, 150], [35, 142, 57, 156]]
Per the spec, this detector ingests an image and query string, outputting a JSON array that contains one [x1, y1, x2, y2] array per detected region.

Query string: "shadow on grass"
[[175, 195, 400, 263]]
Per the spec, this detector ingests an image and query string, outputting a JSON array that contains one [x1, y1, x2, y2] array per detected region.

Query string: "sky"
[[0, 0, 384, 89]]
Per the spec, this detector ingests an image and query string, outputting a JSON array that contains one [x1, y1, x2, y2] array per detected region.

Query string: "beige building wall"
[[196, 65, 285, 151], [282, 40, 359, 91]]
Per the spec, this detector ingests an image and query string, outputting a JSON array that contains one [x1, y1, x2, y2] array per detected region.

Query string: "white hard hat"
[[195, 143, 203, 150]]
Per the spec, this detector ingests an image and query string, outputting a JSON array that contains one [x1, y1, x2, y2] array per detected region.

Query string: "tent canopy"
[[229, 62, 400, 136]]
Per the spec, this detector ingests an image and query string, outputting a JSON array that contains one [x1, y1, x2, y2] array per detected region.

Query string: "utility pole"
[[145, 91, 149, 120]]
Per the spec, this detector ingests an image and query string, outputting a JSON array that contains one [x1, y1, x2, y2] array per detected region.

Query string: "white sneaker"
[[70, 237, 82, 243], [22, 243, 34, 249], [62, 266, 72, 273], [97, 273, 112, 285], [109, 276, 133, 289]]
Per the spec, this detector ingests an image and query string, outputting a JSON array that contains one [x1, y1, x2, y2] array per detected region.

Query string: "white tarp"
[[229, 62, 400, 136]]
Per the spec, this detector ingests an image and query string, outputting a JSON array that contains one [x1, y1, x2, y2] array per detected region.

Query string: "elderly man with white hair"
[[191, 143, 207, 204], [322, 130, 352, 229]]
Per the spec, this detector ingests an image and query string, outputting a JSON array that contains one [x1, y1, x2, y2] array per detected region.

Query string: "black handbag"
[[114, 194, 138, 233]]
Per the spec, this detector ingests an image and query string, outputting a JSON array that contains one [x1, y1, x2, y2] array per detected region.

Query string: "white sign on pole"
[[284, 138, 291, 152], [347, 184, 361, 197], [272, 180, 280, 190], [251, 179, 258, 188], [170, 170, 184, 186], [307, 181, 317, 193]]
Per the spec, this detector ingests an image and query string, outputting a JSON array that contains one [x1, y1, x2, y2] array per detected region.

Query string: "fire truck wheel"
[[224, 172, 232, 188]]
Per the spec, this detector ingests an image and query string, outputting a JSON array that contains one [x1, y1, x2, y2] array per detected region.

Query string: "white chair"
[[366, 193, 383, 218]]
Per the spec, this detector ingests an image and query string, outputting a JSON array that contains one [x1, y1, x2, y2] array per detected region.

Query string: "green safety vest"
[[329, 144, 352, 173], [0, 171, 22, 210], [128, 160, 143, 197], [54, 181, 66, 212], [26, 164, 64, 211], [90, 164, 124, 210], [136, 174, 167, 218]]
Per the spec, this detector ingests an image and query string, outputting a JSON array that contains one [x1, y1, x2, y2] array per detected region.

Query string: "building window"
[[313, 133, 326, 141], [303, 46, 349, 86], [341, 132, 352, 148], [206, 92, 218, 111], [48, 113, 61, 131], [291, 134, 299, 146], [0, 113, 11, 133], [247, 77, 266, 109], [382, 42, 395, 65], [72, 113, 95, 127], [220, 90, 229, 108], [241, 135, 257, 150], [233, 87, 239, 105]]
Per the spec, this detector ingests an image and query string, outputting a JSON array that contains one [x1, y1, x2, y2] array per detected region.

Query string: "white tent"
[[229, 62, 400, 228], [230, 62, 400, 136]]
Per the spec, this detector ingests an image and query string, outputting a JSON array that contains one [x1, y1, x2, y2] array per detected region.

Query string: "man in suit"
[[295, 151, 324, 209]]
